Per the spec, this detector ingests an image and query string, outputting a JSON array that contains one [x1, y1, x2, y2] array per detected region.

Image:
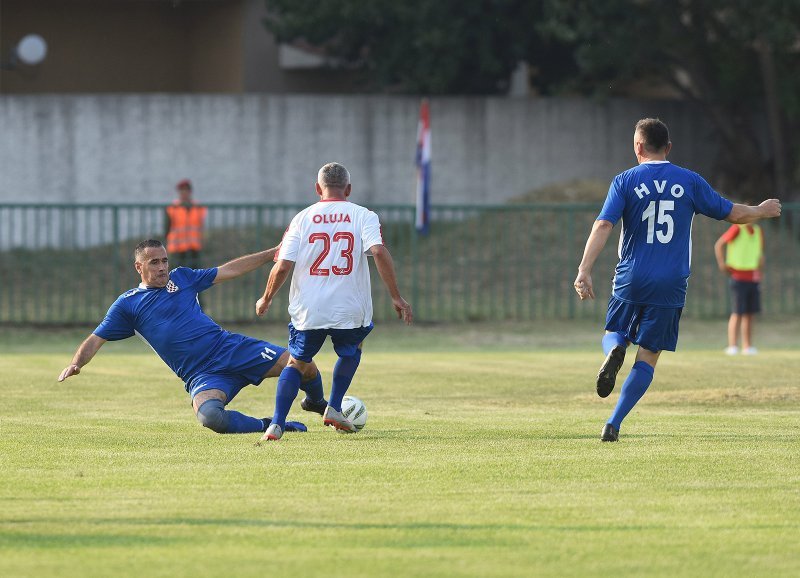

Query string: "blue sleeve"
[[693, 173, 733, 220], [172, 267, 218, 293], [597, 175, 626, 224], [94, 297, 135, 341]]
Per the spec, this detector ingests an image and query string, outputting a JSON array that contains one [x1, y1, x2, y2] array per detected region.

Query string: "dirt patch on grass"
[[650, 387, 800, 405]]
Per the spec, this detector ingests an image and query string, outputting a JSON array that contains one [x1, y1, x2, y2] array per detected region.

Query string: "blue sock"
[[196, 399, 265, 434], [602, 332, 627, 356], [299, 371, 325, 402], [329, 350, 361, 412], [225, 410, 268, 434], [601, 331, 628, 355], [608, 361, 655, 430], [271, 366, 302, 429]]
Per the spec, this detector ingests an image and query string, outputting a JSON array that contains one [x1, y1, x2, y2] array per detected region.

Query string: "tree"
[[263, 0, 575, 95], [538, 0, 800, 201], [264, 0, 800, 200]]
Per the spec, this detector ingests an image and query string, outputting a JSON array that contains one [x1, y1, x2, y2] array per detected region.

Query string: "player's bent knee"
[[287, 356, 311, 373], [196, 399, 230, 433]]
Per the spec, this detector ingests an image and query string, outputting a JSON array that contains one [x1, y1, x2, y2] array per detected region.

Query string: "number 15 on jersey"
[[641, 200, 674, 244]]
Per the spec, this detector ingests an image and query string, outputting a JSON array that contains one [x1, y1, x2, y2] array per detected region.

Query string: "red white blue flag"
[[415, 98, 431, 234]]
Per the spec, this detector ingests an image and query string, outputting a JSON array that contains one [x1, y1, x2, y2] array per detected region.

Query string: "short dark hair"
[[635, 118, 670, 152], [134, 239, 164, 261]]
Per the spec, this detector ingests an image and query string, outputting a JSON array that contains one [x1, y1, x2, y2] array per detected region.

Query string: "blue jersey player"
[[58, 239, 324, 435], [574, 118, 782, 442]]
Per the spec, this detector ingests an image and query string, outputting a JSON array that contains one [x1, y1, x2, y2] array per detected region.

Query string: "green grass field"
[[1, 319, 799, 577]]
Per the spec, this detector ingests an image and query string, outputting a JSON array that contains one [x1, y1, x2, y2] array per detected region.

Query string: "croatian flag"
[[415, 98, 431, 234]]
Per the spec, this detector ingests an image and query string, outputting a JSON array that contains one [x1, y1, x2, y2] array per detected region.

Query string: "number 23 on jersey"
[[309, 232, 355, 276]]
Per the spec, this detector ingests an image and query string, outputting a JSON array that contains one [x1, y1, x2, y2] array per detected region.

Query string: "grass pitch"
[[1, 319, 798, 577]]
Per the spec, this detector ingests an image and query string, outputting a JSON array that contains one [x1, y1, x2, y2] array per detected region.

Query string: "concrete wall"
[[0, 95, 718, 206]]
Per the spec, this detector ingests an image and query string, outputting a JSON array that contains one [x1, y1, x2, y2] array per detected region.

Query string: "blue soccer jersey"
[[597, 161, 733, 307], [93, 267, 230, 382]]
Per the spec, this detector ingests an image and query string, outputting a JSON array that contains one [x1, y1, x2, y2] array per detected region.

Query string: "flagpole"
[[415, 98, 431, 235]]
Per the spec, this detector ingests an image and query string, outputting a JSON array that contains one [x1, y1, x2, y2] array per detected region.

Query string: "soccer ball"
[[340, 395, 367, 432]]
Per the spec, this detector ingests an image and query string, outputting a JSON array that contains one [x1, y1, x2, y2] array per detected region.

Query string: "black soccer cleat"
[[596, 344, 626, 398], [600, 423, 619, 442], [300, 397, 328, 416]]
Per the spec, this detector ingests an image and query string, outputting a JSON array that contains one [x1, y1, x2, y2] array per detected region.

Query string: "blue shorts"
[[287, 322, 374, 362], [730, 279, 760, 315], [605, 296, 682, 353], [186, 334, 287, 402]]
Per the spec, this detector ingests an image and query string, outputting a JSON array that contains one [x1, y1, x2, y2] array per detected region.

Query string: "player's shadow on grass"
[[8, 518, 793, 535], [0, 529, 179, 548], [3, 518, 667, 533], [542, 432, 669, 441]]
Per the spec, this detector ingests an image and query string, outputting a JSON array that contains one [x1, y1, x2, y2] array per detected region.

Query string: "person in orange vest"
[[714, 223, 764, 355], [165, 179, 207, 269]]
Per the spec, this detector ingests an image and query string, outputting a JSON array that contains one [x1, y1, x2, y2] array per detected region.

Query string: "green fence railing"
[[1, 203, 798, 324]]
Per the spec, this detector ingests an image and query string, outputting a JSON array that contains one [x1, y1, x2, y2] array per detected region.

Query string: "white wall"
[[0, 94, 717, 206]]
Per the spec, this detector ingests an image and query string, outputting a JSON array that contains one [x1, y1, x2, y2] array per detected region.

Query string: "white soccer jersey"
[[278, 199, 384, 329]]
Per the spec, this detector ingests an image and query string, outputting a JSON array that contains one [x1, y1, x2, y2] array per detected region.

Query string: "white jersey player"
[[280, 192, 384, 330], [255, 162, 413, 441]]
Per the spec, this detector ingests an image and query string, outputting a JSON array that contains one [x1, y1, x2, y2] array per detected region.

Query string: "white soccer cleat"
[[260, 423, 283, 442], [323, 406, 356, 434], [724, 346, 739, 356]]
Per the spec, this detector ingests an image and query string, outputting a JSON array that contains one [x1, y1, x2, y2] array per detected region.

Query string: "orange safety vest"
[[166, 201, 207, 253]]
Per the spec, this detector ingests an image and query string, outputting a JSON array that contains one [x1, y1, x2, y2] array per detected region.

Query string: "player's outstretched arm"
[[726, 199, 781, 224], [213, 245, 281, 285], [58, 334, 107, 382], [574, 219, 614, 301], [256, 259, 294, 317], [370, 244, 413, 325]]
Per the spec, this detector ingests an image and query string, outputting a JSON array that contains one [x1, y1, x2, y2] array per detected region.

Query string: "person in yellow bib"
[[714, 223, 764, 355]]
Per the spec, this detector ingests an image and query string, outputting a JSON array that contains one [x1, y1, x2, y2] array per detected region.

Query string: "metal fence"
[[1, 203, 798, 324]]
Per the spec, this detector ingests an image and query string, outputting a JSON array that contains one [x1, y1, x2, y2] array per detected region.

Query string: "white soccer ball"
[[340, 395, 367, 432]]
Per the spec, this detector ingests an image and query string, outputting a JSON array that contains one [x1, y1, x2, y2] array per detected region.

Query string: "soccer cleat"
[[261, 423, 283, 441], [600, 423, 619, 442], [742, 347, 758, 356], [300, 397, 328, 416], [596, 344, 626, 398], [724, 346, 739, 356], [262, 418, 307, 433], [323, 406, 357, 433]]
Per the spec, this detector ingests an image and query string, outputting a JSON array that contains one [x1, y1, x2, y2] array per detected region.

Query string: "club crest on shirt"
[[166, 280, 179, 293]]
